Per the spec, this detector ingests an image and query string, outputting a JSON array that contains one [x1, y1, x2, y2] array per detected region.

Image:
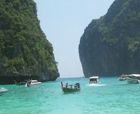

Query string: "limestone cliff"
[[79, 0, 140, 77], [0, 0, 59, 84]]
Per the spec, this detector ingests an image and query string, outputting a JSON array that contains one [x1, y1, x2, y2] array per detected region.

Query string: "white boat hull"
[[89, 80, 99, 84], [127, 77, 139, 84], [30, 82, 42, 86], [25, 81, 42, 87], [0, 88, 8, 95]]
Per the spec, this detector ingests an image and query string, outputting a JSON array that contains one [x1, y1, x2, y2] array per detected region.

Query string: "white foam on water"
[[86, 83, 106, 87]]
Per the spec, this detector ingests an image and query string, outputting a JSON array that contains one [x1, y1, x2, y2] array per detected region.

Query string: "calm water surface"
[[0, 77, 140, 114]]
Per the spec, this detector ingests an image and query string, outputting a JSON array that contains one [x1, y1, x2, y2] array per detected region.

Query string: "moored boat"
[[0, 88, 8, 95], [61, 82, 80, 93], [81, 76, 85, 80], [89, 76, 99, 84], [25, 80, 42, 87], [14, 80, 28, 85], [127, 74, 140, 84], [119, 75, 127, 81]]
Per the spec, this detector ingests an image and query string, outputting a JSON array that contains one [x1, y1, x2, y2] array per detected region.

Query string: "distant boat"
[[89, 76, 99, 84], [14, 80, 28, 85], [61, 81, 80, 93], [127, 74, 140, 84], [119, 74, 127, 81], [0, 88, 8, 96], [81, 76, 86, 80], [25, 80, 42, 87]]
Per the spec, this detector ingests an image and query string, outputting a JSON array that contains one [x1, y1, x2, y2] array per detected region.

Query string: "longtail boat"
[[61, 81, 80, 93], [14, 80, 27, 85]]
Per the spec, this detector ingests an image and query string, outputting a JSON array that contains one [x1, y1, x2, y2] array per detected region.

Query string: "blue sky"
[[33, 0, 115, 78]]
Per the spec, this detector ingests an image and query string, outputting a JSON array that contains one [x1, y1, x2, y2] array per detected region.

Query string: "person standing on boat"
[[70, 85, 73, 89], [66, 83, 68, 88]]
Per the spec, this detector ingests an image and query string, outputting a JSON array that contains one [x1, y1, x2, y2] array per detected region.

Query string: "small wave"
[[86, 83, 106, 87]]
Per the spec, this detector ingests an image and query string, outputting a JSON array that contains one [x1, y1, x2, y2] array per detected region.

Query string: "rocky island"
[[0, 0, 59, 84], [79, 0, 140, 77]]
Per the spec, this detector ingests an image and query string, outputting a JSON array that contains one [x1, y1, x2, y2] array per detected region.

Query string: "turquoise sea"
[[1, 77, 140, 114]]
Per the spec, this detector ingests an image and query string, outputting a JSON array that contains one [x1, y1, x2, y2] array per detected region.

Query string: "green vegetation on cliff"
[[0, 0, 59, 81], [79, 0, 140, 77]]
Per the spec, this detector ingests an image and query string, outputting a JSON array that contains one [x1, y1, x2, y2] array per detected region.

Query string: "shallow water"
[[0, 77, 140, 114]]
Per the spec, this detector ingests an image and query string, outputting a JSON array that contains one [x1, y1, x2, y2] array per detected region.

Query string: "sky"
[[33, 0, 115, 78]]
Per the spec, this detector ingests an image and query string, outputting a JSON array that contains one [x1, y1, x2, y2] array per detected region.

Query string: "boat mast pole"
[[61, 81, 63, 88]]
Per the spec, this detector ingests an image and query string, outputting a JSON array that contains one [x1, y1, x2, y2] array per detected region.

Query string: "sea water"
[[0, 77, 140, 114]]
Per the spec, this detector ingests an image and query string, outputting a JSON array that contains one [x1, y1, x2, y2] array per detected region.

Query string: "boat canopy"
[[128, 74, 140, 77], [89, 76, 99, 79], [31, 80, 38, 83], [89, 76, 99, 81], [121, 74, 128, 77]]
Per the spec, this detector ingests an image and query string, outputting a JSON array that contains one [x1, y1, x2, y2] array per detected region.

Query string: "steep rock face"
[[0, 0, 59, 84], [79, 0, 140, 77]]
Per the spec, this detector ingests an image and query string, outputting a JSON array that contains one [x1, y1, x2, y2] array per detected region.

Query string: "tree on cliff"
[[79, 0, 140, 77], [0, 0, 59, 82]]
